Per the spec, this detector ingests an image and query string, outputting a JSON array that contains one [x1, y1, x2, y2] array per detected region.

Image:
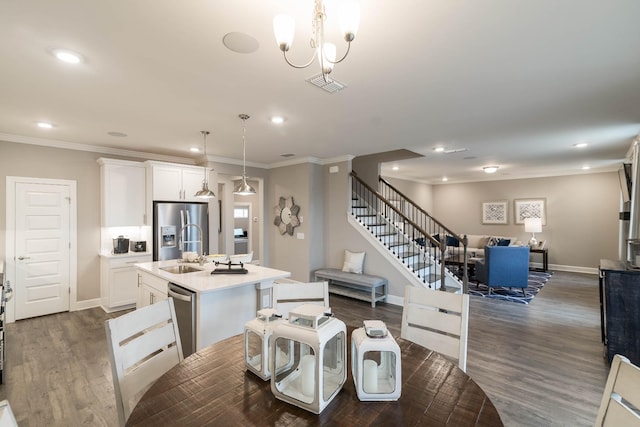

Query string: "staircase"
[[349, 172, 469, 293]]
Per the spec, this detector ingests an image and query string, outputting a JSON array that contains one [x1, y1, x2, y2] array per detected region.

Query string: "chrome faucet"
[[178, 223, 205, 264]]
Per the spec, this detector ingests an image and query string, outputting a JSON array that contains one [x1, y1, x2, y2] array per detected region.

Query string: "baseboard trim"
[[74, 298, 101, 311]]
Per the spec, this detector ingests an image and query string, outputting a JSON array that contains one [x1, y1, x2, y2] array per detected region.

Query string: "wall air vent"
[[306, 74, 346, 93]]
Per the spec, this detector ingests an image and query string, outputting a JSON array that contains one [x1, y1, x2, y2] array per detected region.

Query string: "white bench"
[[314, 268, 388, 308]]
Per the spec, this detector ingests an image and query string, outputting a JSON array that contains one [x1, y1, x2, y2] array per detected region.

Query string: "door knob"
[[17, 256, 31, 260]]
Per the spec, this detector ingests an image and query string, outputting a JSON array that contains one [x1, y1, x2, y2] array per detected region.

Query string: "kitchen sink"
[[160, 265, 203, 274]]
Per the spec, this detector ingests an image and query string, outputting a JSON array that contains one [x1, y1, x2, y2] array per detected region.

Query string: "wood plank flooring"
[[0, 270, 608, 426]]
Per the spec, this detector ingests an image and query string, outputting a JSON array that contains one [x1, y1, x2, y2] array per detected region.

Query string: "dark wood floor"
[[0, 270, 608, 426]]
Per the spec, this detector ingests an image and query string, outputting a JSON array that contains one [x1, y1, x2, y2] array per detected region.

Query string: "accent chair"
[[475, 246, 530, 296]]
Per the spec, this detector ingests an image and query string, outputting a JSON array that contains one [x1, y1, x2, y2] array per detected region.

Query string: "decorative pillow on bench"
[[342, 250, 365, 274]]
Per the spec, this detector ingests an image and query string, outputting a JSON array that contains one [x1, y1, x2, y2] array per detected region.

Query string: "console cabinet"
[[599, 259, 640, 366]]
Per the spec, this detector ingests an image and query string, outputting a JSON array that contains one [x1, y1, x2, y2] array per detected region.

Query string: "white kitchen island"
[[135, 260, 290, 351]]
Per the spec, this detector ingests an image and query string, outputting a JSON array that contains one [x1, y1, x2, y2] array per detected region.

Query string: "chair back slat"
[[272, 281, 329, 319], [105, 298, 184, 426], [401, 286, 469, 371], [596, 354, 640, 426]]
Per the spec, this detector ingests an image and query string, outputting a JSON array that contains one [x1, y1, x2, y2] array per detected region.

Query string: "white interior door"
[[14, 182, 71, 320]]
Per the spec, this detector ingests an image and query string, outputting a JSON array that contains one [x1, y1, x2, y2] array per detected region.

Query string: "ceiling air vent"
[[306, 74, 346, 93]]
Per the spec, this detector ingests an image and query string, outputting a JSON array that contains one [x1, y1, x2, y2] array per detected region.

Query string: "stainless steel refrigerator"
[[153, 201, 209, 261]]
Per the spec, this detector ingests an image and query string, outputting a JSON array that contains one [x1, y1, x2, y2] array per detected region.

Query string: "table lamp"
[[270, 304, 346, 414], [524, 217, 542, 246], [351, 320, 401, 401], [244, 308, 284, 380]]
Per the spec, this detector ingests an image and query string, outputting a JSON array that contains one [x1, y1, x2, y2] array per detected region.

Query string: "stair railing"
[[350, 172, 467, 292], [377, 175, 469, 292]]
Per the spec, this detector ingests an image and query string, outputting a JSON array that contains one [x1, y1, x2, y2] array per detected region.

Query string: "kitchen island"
[[135, 260, 290, 351]]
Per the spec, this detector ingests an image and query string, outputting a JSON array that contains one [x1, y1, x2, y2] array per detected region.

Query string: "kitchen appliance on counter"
[[153, 202, 209, 261], [130, 240, 147, 252], [112, 236, 129, 254]]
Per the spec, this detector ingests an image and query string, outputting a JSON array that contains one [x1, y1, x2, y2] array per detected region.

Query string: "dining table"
[[127, 327, 503, 426]]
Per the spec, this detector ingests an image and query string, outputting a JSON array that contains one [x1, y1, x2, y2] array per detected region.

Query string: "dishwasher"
[[168, 283, 196, 357]]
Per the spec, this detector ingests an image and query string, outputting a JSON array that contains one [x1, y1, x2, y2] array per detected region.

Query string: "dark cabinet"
[[599, 259, 640, 366]]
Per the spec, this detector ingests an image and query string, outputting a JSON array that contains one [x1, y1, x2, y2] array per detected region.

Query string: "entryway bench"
[[314, 268, 387, 307]]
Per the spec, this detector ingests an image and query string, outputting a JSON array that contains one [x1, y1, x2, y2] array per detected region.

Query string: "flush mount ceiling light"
[[194, 131, 216, 199], [271, 116, 284, 124], [37, 122, 53, 129], [52, 48, 83, 64], [234, 114, 256, 196], [273, 0, 360, 83], [483, 166, 499, 174]]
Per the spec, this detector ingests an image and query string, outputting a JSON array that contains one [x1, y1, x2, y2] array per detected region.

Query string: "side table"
[[529, 248, 548, 272]]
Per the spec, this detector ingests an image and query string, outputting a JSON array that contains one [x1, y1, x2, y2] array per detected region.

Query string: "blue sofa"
[[475, 246, 530, 295]]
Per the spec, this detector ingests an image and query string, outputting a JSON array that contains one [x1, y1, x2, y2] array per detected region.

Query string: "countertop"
[[135, 260, 290, 294], [99, 251, 152, 259]]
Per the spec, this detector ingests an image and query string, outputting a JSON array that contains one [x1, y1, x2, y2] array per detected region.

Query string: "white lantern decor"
[[270, 304, 347, 414], [244, 308, 284, 380], [351, 320, 401, 401]]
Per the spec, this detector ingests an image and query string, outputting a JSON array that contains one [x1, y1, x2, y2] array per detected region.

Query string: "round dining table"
[[127, 328, 503, 426]]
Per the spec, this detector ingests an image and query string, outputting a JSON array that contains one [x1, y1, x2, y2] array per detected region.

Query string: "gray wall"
[[384, 177, 434, 214], [385, 172, 620, 270], [268, 162, 325, 281]]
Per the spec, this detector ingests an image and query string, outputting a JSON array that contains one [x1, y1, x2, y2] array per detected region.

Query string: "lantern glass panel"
[[363, 350, 397, 394], [246, 330, 263, 372], [273, 337, 316, 404], [322, 331, 346, 401]]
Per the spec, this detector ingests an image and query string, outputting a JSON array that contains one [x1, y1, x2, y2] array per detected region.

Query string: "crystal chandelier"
[[273, 0, 360, 82], [233, 114, 256, 196]]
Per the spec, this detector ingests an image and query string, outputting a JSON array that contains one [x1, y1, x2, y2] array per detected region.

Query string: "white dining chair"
[[229, 251, 253, 264], [401, 286, 469, 372], [272, 281, 329, 319], [595, 354, 640, 426], [105, 298, 184, 426]]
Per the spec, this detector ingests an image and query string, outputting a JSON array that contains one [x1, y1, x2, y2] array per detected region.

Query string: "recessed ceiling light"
[[582, 165, 591, 170], [190, 147, 200, 153], [37, 122, 53, 129], [52, 48, 83, 64], [392, 166, 399, 171], [434, 147, 445, 153], [280, 153, 295, 158], [574, 142, 588, 148], [271, 116, 284, 124], [442, 177, 448, 182], [483, 166, 499, 173]]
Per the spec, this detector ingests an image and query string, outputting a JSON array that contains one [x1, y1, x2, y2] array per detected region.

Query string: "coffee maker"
[[112, 235, 129, 254]]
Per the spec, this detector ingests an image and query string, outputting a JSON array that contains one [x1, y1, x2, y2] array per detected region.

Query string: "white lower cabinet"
[[137, 270, 169, 309], [101, 254, 152, 312]]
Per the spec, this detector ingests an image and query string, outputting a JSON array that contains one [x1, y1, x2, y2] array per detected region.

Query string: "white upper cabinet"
[[98, 158, 147, 226], [147, 162, 210, 202]]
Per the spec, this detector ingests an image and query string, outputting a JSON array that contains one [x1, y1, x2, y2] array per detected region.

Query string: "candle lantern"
[[351, 320, 401, 401], [244, 308, 284, 380], [270, 304, 346, 414]]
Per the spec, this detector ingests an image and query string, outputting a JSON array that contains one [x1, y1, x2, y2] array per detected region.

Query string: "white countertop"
[[99, 251, 152, 259], [135, 260, 291, 294]]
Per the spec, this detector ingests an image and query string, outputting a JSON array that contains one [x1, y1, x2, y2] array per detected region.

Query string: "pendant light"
[[234, 114, 256, 195], [194, 130, 216, 199]]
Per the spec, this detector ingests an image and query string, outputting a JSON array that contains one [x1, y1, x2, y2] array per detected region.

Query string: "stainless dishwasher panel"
[[168, 283, 196, 357]]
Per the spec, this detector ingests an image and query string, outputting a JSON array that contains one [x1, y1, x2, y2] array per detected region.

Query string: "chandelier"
[[233, 114, 256, 196], [273, 0, 360, 82], [194, 130, 216, 199]]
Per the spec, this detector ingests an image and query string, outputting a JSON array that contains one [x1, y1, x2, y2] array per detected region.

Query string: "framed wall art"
[[514, 198, 546, 225], [482, 201, 508, 224]]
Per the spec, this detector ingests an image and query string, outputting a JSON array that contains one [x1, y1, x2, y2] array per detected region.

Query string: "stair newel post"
[[462, 234, 469, 294], [439, 238, 447, 291]]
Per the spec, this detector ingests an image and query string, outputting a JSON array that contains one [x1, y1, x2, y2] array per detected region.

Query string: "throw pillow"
[[446, 235, 460, 247], [497, 238, 511, 246], [477, 236, 489, 248], [487, 237, 500, 246], [342, 250, 365, 274]]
